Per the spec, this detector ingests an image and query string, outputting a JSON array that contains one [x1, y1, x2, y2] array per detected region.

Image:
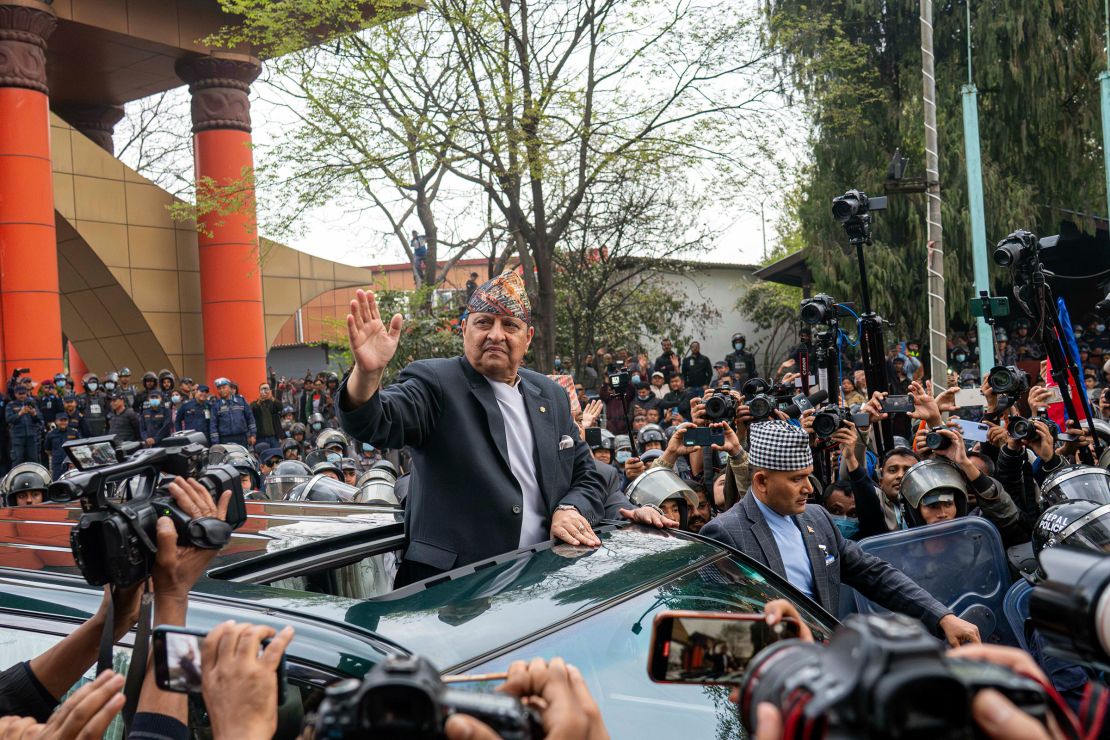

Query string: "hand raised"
[[346, 290, 403, 375]]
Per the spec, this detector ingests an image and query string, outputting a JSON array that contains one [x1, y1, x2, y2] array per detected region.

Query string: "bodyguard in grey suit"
[[700, 420, 982, 647], [338, 272, 607, 587]]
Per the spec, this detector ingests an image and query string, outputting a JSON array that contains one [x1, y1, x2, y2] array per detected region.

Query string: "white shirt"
[[486, 377, 547, 547]]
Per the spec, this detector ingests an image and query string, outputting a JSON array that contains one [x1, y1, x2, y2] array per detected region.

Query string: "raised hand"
[[347, 290, 403, 377]]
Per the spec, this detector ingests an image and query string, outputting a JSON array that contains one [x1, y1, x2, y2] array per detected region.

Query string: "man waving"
[[338, 271, 606, 587]]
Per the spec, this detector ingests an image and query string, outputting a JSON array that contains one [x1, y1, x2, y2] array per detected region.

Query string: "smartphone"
[[954, 388, 987, 408], [647, 611, 801, 684], [584, 427, 602, 448], [683, 427, 724, 447], [879, 395, 915, 414], [153, 626, 286, 700], [970, 295, 1010, 319], [951, 418, 990, 443]]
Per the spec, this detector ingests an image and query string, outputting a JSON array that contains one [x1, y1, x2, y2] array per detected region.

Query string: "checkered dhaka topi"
[[749, 419, 813, 471], [466, 270, 531, 323]]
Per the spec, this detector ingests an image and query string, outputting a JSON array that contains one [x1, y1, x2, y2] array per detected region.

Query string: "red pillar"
[[66, 340, 87, 379], [176, 55, 266, 400], [0, 1, 61, 380]]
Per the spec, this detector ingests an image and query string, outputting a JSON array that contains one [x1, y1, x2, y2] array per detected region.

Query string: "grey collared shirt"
[[486, 376, 547, 547]]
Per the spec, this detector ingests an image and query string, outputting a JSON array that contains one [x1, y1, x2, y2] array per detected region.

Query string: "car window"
[[267, 551, 398, 599], [0, 626, 326, 739], [467, 555, 833, 740]]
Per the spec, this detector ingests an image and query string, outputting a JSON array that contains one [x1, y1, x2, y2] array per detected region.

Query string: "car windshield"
[[464, 555, 834, 740], [338, 526, 834, 673]]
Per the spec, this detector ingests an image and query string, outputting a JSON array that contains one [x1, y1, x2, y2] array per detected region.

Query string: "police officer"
[[140, 389, 171, 447], [44, 412, 80, 479], [76, 373, 108, 436], [281, 438, 302, 460], [158, 369, 176, 396], [176, 385, 212, 443], [107, 392, 142, 442], [37, 378, 65, 424], [724, 332, 756, 386], [5, 385, 42, 466], [61, 394, 86, 437], [209, 377, 256, 447], [117, 367, 137, 409], [134, 371, 158, 411], [101, 371, 119, 395]]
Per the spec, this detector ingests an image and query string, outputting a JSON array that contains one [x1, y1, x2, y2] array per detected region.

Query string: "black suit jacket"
[[338, 357, 605, 572], [700, 493, 951, 633]]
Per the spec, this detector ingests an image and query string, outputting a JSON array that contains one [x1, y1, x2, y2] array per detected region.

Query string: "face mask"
[[733, 341, 744, 351], [55, 380, 66, 388], [327, 452, 341, 462], [149, 398, 161, 408], [104, 381, 116, 391], [362, 443, 373, 452], [615, 450, 631, 464], [1099, 325, 1107, 334], [313, 423, 323, 431], [87, 382, 98, 392], [954, 354, 966, 362], [171, 394, 181, 404], [831, 515, 859, 539]]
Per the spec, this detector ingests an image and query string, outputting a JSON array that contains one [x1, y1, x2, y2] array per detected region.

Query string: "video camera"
[[315, 655, 540, 739], [739, 614, 1050, 738], [48, 432, 246, 587], [605, 361, 631, 394], [742, 379, 796, 421]]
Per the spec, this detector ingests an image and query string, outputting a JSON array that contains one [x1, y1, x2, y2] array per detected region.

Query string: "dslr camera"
[[1032, 546, 1110, 672], [48, 432, 246, 587], [704, 388, 738, 423], [993, 229, 1041, 269], [988, 365, 1029, 397], [799, 294, 838, 326], [740, 614, 1049, 739], [315, 655, 540, 739], [742, 379, 795, 422], [923, 426, 953, 451], [811, 407, 863, 439]]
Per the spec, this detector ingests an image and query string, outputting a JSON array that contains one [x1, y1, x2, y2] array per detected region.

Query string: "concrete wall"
[[649, 264, 774, 371], [266, 345, 339, 381]]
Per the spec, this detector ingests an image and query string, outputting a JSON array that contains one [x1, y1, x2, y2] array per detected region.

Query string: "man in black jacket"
[[681, 341, 712, 392], [251, 382, 283, 450], [339, 272, 606, 587]]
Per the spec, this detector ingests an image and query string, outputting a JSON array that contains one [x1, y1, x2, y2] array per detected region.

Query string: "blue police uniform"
[[176, 399, 212, 443], [5, 396, 43, 465], [37, 392, 65, 424], [140, 403, 172, 445], [210, 394, 255, 446], [44, 421, 81, 479]]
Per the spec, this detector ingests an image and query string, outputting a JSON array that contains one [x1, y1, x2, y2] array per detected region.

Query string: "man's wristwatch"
[[555, 504, 579, 514]]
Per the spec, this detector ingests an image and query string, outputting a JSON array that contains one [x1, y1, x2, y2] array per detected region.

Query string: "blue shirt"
[[752, 494, 816, 599]]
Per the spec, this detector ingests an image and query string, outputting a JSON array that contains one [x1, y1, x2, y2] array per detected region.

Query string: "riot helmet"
[[141, 371, 157, 389], [354, 465, 401, 506], [637, 423, 667, 450], [208, 443, 250, 466], [311, 460, 343, 481], [309, 412, 326, 432], [82, 373, 99, 392], [625, 467, 699, 529], [264, 460, 311, 499], [1040, 465, 1110, 509], [898, 459, 969, 528], [731, 332, 746, 351], [315, 428, 349, 452], [225, 452, 262, 491], [1, 463, 51, 506], [588, 429, 615, 452], [281, 439, 301, 459], [158, 370, 176, 392], [1034, 500, 1110, 557], [102, 372, 119, 392], [284, 474, 356, 502]]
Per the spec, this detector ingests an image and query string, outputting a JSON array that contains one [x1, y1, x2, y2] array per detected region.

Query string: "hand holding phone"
[[683, 427, 725, 447], [648, 610, 802, 684], [879, 395, 915, 414], [154, 624, 289, 703]]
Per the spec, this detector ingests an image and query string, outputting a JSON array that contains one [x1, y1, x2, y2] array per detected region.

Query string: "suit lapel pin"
[[806, 525, 815, 534], [539, 406, 546, 413]]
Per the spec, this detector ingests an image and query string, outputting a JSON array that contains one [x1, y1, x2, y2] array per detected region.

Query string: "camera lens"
[[831, 196, 859, 223], [739, 640, 822, 731], [993, 243, 1018, 267], [924, 430, 951, 451], [800, 303, 822, 325], [748, 396, 772, 420], [812, 411, 842, 438], [988, 366, 1019, 394], [1008, 417, 1033, 440]]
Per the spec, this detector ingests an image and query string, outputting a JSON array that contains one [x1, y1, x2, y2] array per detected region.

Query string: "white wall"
[[646, 264, 774, 369]]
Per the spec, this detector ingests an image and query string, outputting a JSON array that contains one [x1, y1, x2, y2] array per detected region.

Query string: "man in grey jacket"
[[699, 420, 981, 647]]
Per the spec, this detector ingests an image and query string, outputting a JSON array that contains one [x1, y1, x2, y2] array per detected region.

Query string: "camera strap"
[[96, 584, 153, 735]]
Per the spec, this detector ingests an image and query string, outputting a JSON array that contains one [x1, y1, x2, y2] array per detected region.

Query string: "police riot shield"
[[853, 517, 1017, 646]]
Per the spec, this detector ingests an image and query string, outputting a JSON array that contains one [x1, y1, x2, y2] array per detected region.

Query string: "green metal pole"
[[962, 83, 995, 371], [1102, 71, 1110, 227]]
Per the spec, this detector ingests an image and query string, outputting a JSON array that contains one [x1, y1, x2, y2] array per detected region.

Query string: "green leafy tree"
[[736, 281, 800, 377], [766, 1, 1106, 346]]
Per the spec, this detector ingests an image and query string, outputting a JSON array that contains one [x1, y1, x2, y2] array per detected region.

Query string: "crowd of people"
[[0, 267, 1106, 738]]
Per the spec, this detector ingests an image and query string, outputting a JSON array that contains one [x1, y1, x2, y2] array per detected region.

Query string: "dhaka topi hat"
[[466, 270, 531, 324], [749, 419, 813, 471]]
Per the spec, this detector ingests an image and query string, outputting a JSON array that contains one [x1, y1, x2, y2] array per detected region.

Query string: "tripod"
[[1015, 269, 1103, 463], [851, 234, 893, 457]]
